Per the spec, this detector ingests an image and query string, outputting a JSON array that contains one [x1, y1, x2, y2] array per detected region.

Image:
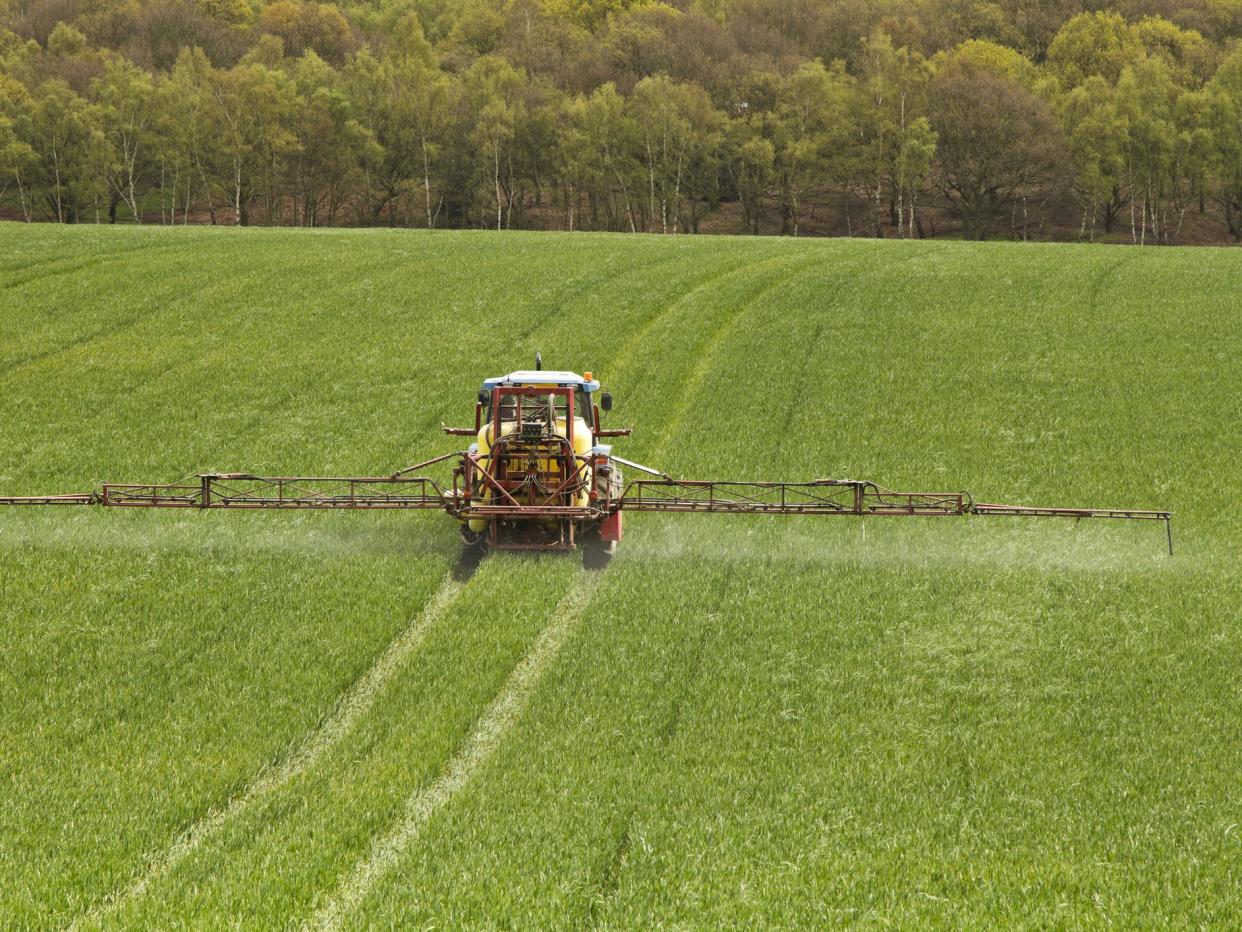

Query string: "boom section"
[[616, 479, 966, 516], [99, 474, 452, 510]]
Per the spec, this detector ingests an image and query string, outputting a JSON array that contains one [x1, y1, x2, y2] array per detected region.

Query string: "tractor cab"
[[477, 369, 603, 442]]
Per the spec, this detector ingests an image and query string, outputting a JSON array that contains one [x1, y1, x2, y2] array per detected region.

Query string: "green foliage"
[[1204, 44, 1242, 237], [930, 66, 1069, 239], [538, 0, 654, 32], [851, 29, 935, 237], [45, 21, 88, 57], [933, 37, 1037, 86], [0, 73, 37, 218], [769, 59, 852, 235], [200, 0, 254, 27], [1059, 75, 1129, 237], [628, 72, 721, 233], [1047, 11, 1142, 87], [1134, 15, 1217, 87], [6, 0, 1242, 240], [259, 0, 357, 64]]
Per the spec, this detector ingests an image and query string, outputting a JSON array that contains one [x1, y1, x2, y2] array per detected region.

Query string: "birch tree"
[[772, 60, 851, 236], [92, 59, 155, 222], [1058, 76, 1129, 238], [0, 75, 37, 222], [31, 80, 89, 222], [465, 56, 525, 230], [1204, 45, 1242, 240], [852, 30, 933, 237], [628, 74, 716, 233], [209, 59, 298, 224]]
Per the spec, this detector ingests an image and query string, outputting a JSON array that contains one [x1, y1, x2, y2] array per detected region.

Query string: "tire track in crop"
[[1085, 247, 1141, 316], [121, 243, 686, 478], [0, 235, 187, 291], [772, 242, 946, 445], [0, 237, 208, 379], [603, 246, 799, 387], [383, 250, 701, 458], [212, 245, 697, 460], [70, 570, 468, 931], [585, 580, 731, 927], [506, 244, 747, 371], [0, 241, 242, 383], [673, 243, 945, 459], [2, 233, 402, 388], [587, 815, 634, 925], [0, 264, 300, 486], [643, 253, 827, 460], [302, 570, 603, 932], [507, 248, 686, 344]]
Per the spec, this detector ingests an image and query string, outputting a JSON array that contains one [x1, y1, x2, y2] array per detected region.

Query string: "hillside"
[[1, 224, 1239, 926]]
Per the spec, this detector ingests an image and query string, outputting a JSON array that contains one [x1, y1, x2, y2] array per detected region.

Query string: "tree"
[[627, 73, 718, 233], [558, 82, 639, 232], [540, 0, 653, 33], [465, 56, 526, 230], [929, 67, 1069, 239], [1134, 16, 1216, 89], [1047, 12, 1142, 87], [0, 74, 37, 221], [1058, 76, 1129, 238], [31, 79, 91, 221], [934, 38, 1038, 87], [154, 48, 211, 223], [723, 116, 774, 235], [558, 91, 605, 230], [1114, 57, 1209, 244], [92, 58, 155, 222], [288, 51, 378, 226], [1204, 44, 1242, 239], [852, 30, 934, 237], [259, 0, 356, 65], [769, 60, 852, 236], [209, 59, 299, 224]]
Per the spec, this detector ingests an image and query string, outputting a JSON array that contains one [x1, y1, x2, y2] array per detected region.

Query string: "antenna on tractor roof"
[[535, 352, 542, 371]]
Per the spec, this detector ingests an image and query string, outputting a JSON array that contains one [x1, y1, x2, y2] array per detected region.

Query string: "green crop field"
[[1, 224, 1239, 928]]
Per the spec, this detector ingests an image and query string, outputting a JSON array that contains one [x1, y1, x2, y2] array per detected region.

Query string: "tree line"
[[4, 0, 1242, 242]]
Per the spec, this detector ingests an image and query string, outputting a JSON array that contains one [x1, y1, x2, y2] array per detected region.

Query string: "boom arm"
[[613, 478, 1173, 553], [0, 474, 452, 510], [0, 464, 1174, 554]]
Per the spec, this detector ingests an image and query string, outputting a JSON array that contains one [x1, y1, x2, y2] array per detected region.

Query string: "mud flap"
[[600, 509, 623, 542]]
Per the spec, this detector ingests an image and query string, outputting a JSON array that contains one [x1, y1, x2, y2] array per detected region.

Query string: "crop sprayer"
[[0, 356, 1173, 567]]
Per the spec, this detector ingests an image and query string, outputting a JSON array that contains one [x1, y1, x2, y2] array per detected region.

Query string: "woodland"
[[4, 0, 1242, 241]]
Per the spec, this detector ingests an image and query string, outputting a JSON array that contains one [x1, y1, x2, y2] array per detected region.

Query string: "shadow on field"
[[451, 543, 487, 582]]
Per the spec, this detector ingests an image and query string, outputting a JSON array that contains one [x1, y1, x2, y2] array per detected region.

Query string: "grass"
[[0, 223, 1239, 926]]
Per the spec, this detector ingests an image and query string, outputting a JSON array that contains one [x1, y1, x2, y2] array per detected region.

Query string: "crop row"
[[2, 225, 1241, 924]]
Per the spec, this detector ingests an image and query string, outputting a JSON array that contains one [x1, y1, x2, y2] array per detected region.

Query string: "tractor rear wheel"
[[456, 525, 488, 580], [581, 527, 614, 571]]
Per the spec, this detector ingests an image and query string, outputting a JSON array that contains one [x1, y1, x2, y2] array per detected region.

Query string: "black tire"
[[581, 528, 615, 571], [455, 525, 488, 580]]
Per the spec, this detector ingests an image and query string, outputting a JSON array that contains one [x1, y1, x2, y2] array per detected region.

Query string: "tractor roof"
[[482, 370, 601, 392]]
